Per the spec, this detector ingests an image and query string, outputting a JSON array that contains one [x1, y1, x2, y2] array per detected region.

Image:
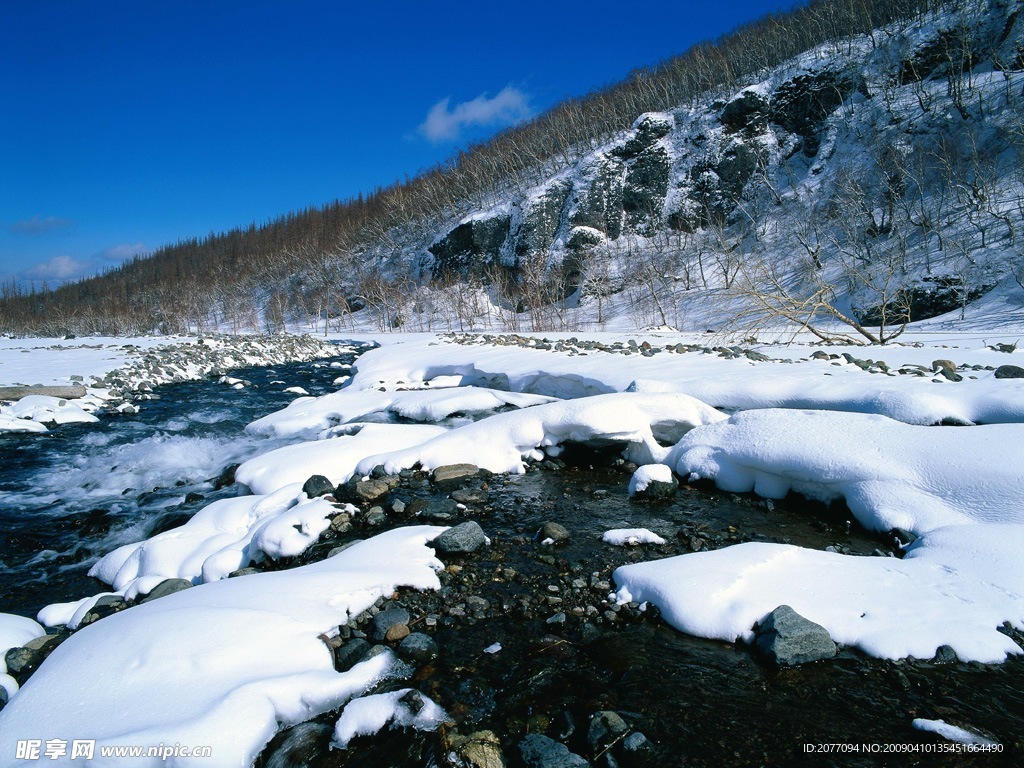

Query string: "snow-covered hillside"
[[338, 0, 1024, 338]]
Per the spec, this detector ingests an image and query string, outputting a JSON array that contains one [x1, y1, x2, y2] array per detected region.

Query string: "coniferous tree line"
[[0, 0, 998, 335]]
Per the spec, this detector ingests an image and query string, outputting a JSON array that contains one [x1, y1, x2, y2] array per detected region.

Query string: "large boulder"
[[753, 604, 836, 666], [569, 154, 626, 239], [430, 215, 511, 278], [721, 89, 769, 133], [513, 179, 573, 260], [769, 69, 859, 156], [623, 144, 671, 235]]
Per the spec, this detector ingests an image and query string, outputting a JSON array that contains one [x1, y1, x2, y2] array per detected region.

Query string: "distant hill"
[[3, 0, 1023, 340]]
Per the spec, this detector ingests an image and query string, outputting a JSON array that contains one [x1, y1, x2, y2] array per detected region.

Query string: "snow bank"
[[0, 413, 48, 433], [603, 528, 666, 546], [236, 423, 447, 495], [350, 392, 727, 477], [614, 523, 1024, 663], [0, 526, 447, 768], [668, 409, 1024, 533], [331, 689, 449, 748], [345, 335, 1024, 425], [246, 385, 556, 438], [2, 395, 98, 426], [45, 489, 353, 623]]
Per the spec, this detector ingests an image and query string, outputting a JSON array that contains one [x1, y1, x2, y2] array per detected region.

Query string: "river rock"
[[538, 522, 571, 545], [397, 632, 440, 663], [433, 521, 488, 554], [432, 463, 480, 486], [450, 730, 507, 768], [994, 364, 1024, 379], [354, 479, 390, 503], [333, 638, 371, 672], [262, 722, 332, 768], [372, 607, 411, 642], [519, 734, 589, 768], [213, 463, 239, 489], [301, 474, 334, 498], [5, 647, 42, 681], [588, 710, 630, 752], [754, 604, 836, 665], [138, 578, 193, 604]]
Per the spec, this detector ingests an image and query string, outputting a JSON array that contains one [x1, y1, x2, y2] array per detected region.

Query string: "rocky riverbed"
[[7, 442, 1020, 766], [2, 340, 1021, 767]]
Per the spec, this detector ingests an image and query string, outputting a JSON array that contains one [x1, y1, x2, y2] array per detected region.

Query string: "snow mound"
[[627, 463, 675, 496], [331, 689, 449, 749], [603, 528, 667, 546], [0, 527, 447, 767], [352, 392, 727, 477], [0, 413, 48, 433], [668, 409, 1024, 533], [236, 423, 447, 495], [3, 395, 98, 426], [614, 523, 1024, 663], [246, 385, 557, 438]]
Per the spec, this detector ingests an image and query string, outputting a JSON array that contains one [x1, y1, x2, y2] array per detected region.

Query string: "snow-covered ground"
[[1, 328, 1021, 757]]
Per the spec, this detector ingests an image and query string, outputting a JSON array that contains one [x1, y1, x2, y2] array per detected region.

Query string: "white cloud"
[[419, 86, 533, 143], [23, 255, 93, 282], [98, 242, 147, 262]]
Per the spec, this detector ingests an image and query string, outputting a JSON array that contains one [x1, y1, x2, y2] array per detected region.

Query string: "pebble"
[[372, 607, 411, 642]]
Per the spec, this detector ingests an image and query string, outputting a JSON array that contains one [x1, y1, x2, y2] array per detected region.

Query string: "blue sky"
[[1, 0, 800, 286]]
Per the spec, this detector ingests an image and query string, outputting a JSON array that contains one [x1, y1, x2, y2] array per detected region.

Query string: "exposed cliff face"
[[427, 60, 871, 278]]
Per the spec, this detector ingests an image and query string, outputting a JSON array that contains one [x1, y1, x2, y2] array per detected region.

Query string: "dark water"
[[0, 347, 365, 618]]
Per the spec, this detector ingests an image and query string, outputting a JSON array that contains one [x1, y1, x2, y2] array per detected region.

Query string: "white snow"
[[344, 334, 1024, 425], [0, 526, 447, 768], [627, 463, 675, 496], [603, 528, 667, 546], [331, 689, 449, 749], [37, 491, 359, 628], [911, 718, 998, 746], [667, 409, 1024, 533], [235, 423, 447, 495], [347, 392, 726, 477], [246, 385, 557, 438], [614, 523, 1024, 663], [2, 395, 99, 426]]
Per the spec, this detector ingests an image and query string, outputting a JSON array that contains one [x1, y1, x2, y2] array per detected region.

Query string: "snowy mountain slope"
[[360, 0, 1024, 337]]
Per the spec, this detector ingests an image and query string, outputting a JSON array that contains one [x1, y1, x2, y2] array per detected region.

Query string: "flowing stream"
[[1, 347, 1021, 765]]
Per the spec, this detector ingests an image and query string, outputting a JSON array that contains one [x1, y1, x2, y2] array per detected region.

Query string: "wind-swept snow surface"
[[667, 409, 1024, 533], [0, 527, 447, 768]]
